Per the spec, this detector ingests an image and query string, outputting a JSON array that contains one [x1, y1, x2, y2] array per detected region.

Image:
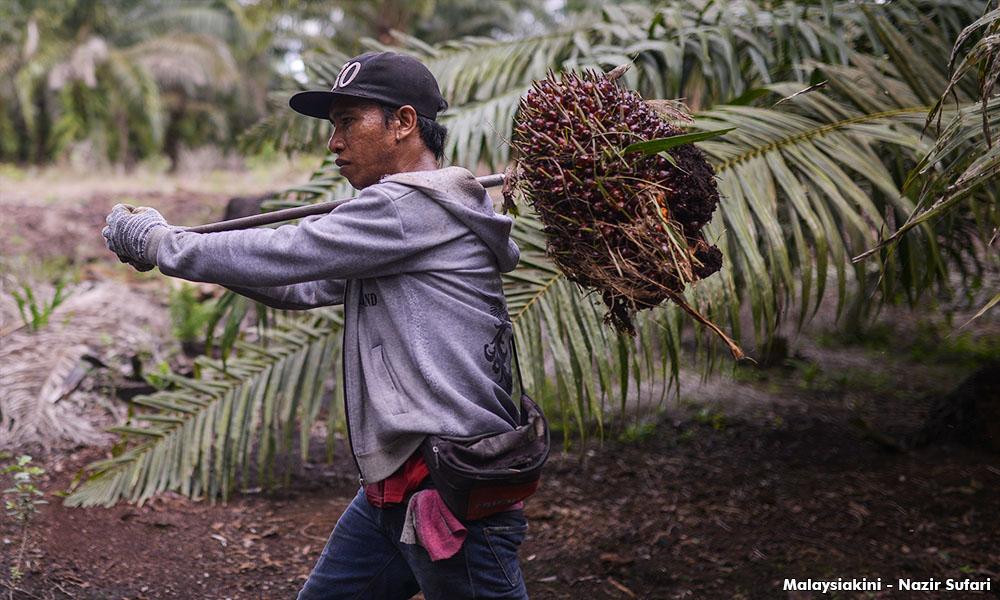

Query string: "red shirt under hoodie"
[[364, 453, 429, 507]]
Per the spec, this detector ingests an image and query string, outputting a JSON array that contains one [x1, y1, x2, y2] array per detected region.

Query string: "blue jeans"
[[297, 488, 529, 599]]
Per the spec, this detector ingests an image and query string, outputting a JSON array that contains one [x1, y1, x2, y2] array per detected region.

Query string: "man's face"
[[327, 98, 397, 189]]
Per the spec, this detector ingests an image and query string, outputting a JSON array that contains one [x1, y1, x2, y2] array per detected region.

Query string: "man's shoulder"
[[369, 179, 427, 202], [381, 167, 480, 198]]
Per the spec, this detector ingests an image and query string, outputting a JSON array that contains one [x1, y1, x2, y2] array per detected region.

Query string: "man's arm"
[[224, 279, 346, 310], [149, 185, 435, 287]]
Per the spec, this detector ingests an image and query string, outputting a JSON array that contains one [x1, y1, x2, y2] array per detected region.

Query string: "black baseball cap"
[[289, 51, 448, 121]]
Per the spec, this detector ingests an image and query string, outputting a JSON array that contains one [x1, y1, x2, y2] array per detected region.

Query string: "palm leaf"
[[246, 1, 984, 169], [496, 84, 948, 439], [0, 1, 253, 163], [854, 3, 1000, 313], [124, 2, 247, 48], [426, 0, 981, 170], [504, 214, 662, 443], [124, 33, 240, 93], [65, 311, 342, 507], [963, 291, 1000, 326], [854, 100, 1000, 259]]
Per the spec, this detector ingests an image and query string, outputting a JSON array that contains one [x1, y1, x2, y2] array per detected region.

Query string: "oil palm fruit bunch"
[[508, 67, 744, 359]]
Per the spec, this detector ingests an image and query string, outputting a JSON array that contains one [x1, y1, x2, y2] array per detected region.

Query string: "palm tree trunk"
[[116, 109, 132, 170], [165, 101, 185, 173], [915, 361, 1000, 452]]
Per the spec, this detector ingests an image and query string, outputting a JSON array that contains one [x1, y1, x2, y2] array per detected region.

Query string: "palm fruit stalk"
[[507, 67, 744, 359]]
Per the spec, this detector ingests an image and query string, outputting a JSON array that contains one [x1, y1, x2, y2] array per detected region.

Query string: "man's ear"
[[395, 105, 419, 141]]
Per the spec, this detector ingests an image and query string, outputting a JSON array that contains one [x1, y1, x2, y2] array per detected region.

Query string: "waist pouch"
[[421, 392, 550, 520]]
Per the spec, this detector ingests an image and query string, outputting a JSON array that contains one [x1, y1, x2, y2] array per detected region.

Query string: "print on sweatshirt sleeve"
[[483, 302, 513, 393]]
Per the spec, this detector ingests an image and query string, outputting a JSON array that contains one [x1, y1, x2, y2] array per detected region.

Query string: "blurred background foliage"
[[0, 0, 565, 167]]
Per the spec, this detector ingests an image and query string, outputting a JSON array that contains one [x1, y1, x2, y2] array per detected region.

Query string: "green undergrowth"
[[817, 317, 1000, 368], [798, 363, 900, 396], [1, 255, 83, 288], [168, 284, 223, 348], [618, 420, 659, 444], [907, 321, 1000, 366], [732, 355, 950, 400]]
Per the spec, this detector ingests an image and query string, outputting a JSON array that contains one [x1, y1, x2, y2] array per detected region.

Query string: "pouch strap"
[[502, 326, 532, 424], [511, 331, 525, 399]]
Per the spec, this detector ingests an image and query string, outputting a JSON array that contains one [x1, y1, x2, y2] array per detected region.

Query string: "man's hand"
[[102, 204, 169, 272]]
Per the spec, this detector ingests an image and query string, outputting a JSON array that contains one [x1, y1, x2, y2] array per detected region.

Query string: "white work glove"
[[101, 204, 169, 272]]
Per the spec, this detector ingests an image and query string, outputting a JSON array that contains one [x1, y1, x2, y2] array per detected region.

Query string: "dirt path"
[[3, 376, 998, 599]]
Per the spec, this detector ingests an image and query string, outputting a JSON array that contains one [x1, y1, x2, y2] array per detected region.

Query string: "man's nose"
[[328, 132, 345, 154]]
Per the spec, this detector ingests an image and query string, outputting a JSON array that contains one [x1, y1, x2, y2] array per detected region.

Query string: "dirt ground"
[[1, 172, 998, 599], [4, 384, 999, 600]]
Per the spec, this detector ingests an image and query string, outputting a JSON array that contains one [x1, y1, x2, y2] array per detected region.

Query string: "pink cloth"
[[400, 489, 467, 561]]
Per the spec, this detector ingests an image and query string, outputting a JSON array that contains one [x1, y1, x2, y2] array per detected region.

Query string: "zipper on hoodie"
[[342, 279, 365, 486]]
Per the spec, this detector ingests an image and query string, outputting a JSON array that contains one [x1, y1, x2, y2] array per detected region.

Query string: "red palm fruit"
[[512, 72, 722, 333], [508, 68, 739, 358]]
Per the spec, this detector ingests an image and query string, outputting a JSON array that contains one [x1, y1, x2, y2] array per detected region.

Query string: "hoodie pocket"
[[369, 345, 407, 415]]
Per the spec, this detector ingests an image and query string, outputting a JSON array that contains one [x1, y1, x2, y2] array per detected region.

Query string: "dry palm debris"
[[506, 67, 744, 359]]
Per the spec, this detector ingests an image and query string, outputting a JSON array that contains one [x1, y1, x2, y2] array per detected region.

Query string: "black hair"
[[381, 105, 448, 161]]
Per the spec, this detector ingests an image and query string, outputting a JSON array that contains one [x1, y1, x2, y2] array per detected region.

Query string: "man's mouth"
[[335, 159, 350, 168]]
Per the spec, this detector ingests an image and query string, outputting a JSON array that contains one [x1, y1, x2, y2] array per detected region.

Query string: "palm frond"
[[854, 98, 1000, 262], [439, 88, 522, 169], [0, 281, 172, 450], [106, 52, 165, 148], [426, 0, 980, 170], [928, 3, 1000, 132], [124, 33, 240, 93], [964, 291, 1000, 325], [270, 153, 356, 205], [239, 91, 331, 156], [249, 1, 983, 167], [853, 2, 1000, 311], [123, 2, 246, 48], [697, 99, 933, 332], [236, 47, 351, 157], [65, 311, 342, 507]]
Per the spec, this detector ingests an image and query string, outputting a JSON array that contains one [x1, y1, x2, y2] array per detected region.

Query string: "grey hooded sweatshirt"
[[151, 167, 521, 483]]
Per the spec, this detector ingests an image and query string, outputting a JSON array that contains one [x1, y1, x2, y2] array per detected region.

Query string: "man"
[[103, 51, 530, 599]]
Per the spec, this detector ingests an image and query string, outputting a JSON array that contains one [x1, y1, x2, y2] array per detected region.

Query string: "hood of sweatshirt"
[[384, 167, 520, 272]]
